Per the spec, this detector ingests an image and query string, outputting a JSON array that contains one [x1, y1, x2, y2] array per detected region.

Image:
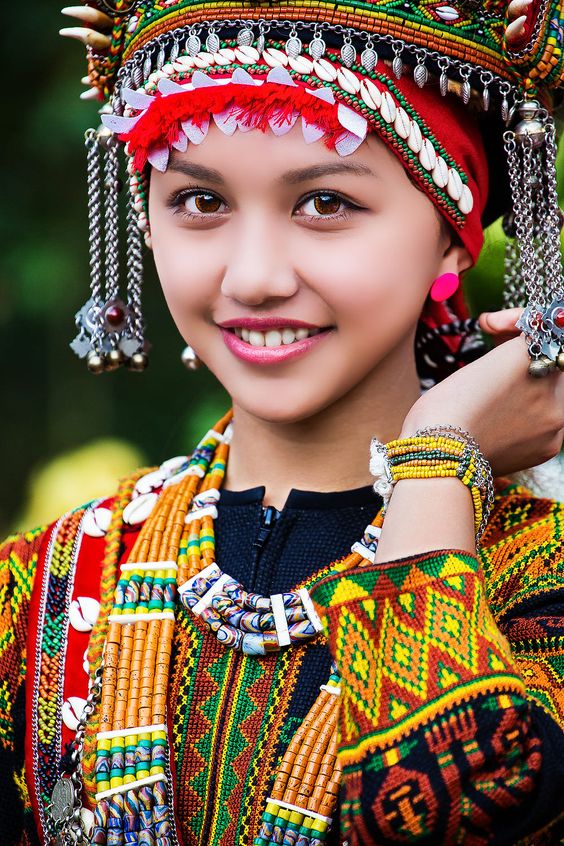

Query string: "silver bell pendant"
[[181, 344, 201, 370]]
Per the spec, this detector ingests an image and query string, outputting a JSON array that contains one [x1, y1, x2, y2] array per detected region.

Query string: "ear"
[[438, 240, 473, 277]]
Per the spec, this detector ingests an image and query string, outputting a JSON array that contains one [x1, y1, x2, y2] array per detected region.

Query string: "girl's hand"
[[402, 309, 564, 476]]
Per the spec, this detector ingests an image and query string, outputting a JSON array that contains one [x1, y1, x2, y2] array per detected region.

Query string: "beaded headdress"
[[62, 0, 564, 378]]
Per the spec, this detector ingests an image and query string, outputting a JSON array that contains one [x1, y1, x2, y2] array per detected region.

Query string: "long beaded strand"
[[90, 410, 384, 844]]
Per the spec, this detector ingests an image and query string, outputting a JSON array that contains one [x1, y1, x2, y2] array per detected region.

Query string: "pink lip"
[[218, 317, 322, 331], [220, 327, 332, 365]]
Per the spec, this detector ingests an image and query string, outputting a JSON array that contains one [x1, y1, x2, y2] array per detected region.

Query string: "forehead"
[[160, 124, 401, 186]]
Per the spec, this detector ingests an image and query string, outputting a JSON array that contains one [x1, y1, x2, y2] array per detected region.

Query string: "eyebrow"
[[168, 160, 225, 184], [168, 158, 374, 186], [281, 162, 375, 184]]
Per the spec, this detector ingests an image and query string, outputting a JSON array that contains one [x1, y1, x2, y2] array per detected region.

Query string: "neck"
[[224, 338, 421, 509]]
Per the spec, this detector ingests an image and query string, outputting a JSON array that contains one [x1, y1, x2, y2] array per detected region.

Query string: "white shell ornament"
[[436, 6, 460, 21], [69, 596, 100, 633], [62, 696, 88, 732], [458, 184, 474, 214], [83, 507, 112, 538], [122, 491, 159, 525]]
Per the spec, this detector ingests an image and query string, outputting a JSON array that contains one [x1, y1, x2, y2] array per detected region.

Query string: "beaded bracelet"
[[370, 425, 494, 544]]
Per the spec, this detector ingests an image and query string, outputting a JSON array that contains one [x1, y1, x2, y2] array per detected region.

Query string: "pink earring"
[[430, 272, 460, 302]]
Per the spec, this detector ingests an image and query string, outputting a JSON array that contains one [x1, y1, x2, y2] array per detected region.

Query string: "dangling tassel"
[[504, 101, 564, 376], [122, 177, 150, 371], [72, 121, 151, 373], [70, 127, 107, 373], [254, 671, 342, 846]]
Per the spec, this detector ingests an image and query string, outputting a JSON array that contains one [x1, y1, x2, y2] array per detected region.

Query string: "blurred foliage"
[[1, 5, 562, 534]]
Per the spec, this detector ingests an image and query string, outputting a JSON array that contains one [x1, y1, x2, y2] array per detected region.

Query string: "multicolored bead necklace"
[[86, 410, 384, 845]]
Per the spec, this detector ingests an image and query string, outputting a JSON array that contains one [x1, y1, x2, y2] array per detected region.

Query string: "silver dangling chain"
[[504, 102, 564, 376], [123, 186, 150, 371], [45, 665, 104, 846], [103, 138, 121, 309]]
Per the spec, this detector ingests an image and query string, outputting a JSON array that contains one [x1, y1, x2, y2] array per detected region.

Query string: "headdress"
[[61, 1, 564, 379]]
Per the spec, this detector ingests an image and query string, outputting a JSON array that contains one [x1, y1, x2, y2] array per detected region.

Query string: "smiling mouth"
[[224, 326, 328, 347]]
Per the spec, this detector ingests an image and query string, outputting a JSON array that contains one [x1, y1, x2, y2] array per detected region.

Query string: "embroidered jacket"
[[0, 478, 563, 845]]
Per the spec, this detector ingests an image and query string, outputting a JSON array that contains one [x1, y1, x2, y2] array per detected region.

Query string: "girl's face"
[[149, 125, 469, 423]]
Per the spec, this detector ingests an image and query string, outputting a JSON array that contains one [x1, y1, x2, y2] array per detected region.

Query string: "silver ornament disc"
[[237, 28, 254, 47], [361, 47, 377, 72], [50, 778, 75, 825], [187, 34, 201, 56], [286, 35, 302, 58], [340, 42, 356, 68], [206, 32, 220, 53], [309, 36, 326, 60]]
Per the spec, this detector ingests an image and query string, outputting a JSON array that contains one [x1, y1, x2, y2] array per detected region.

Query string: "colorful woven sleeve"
[[310, 514, 564, 844], [0, 527, 46, 846]]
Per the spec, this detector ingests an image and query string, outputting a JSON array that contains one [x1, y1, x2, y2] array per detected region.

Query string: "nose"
[[220, 214, 299, 306]]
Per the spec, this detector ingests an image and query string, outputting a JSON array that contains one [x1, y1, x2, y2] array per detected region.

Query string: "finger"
[[479, 308, 524, 335]]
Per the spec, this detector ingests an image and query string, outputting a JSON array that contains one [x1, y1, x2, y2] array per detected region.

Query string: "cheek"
[[294, 218, 438, 335], [150, 218, 222, 329]]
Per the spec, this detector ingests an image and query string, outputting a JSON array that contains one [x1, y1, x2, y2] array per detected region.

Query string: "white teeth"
[[232, 326, 322, 346], [282, 328, 296, 345], [265, 330, 283, 347], [249, 330, 265, 347]]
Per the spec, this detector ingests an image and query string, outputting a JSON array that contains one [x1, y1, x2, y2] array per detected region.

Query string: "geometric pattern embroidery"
[[313, 553, 527, 766]]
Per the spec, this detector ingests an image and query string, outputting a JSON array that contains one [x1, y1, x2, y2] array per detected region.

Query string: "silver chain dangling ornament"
[[504, 101, 564, 377], [71, 126, 151, 374]]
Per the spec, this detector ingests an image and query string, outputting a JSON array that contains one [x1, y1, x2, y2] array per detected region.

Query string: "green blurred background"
[[1, 5, 561, 535]]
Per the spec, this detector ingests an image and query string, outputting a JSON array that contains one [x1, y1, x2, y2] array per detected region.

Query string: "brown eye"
[[313, 194, 342, 215], [193, 193, 222, 213]]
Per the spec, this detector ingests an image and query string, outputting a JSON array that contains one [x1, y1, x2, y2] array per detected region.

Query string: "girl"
[[2, 1, 563, 843]]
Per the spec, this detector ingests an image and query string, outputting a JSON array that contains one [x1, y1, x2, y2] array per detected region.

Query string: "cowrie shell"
[[193, 52, 215, 68], [432, 155, 449, 188], [81, 808, 95, 838], [216, 47, 236, 62], [360, 78, 381, 110], [336, 67, 360, 94], [288, 55, 314, 74], [458, 184, 474, 214], [69, 596, 100, 633], [235, 45, 260, 64], [394, 106, 411, 139], [407, 121, 423, 153], [436, 6, 460, 21], [62, 696, 87, 732], [83, 507, 112, 538], [83, 647, 90, 676], [313, 58, 337, 82], [262, 48, 288, 67], [123, 492, 159, 525], [134, 469, 167, 495], [419, 138, 437, 172], [447, 168, 463, 202], [160, 62, 175, 77], [380, 91, 397, 124], [160, 455, 189, 475], [212, 51, 232, 66], [174, 55, 195, 68]]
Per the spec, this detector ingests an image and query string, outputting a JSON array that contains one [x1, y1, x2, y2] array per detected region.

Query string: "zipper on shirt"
[[254, 505, 279, 554]]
